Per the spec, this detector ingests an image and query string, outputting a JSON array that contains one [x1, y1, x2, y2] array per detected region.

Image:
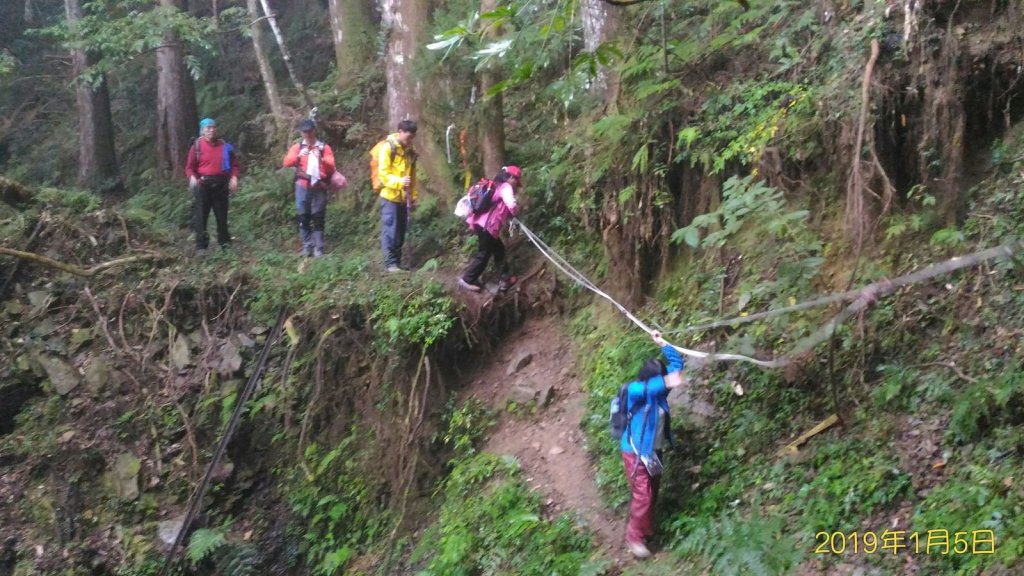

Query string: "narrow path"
[[463, 315, 632, 568]]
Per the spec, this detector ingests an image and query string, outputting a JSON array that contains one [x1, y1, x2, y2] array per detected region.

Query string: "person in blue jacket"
[[620, 331, 685, 558]]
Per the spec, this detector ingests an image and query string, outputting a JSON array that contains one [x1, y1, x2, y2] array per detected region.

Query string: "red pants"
[[622, 452, 661, 544]]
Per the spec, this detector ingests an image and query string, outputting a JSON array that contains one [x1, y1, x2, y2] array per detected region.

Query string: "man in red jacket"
[[185, 118, 239, 251]]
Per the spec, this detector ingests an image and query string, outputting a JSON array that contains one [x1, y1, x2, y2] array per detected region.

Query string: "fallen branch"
[[778, 414, 841, 455], [84, 285, 123, 354], [0, 247, 160, 277], [909, 361, 979, 385], [678, 241, 1024, 334]]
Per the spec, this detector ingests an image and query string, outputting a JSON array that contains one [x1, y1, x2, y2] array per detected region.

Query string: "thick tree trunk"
[[66, 0, 120, 192], [328, 0, 376, 91], [478, 0, 505, 177], [380, 0, 424, 130], [156, 0, 199, 179], [246, 0, 285, 121], [258, 0, 315, 112], [581, 0, 620, 109], [380, 0, 450, 199]]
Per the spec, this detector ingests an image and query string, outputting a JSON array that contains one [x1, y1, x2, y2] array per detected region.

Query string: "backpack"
[[609, 381, 647, 440], [466, 178, 497, 215], [368, 139, 398, 192]]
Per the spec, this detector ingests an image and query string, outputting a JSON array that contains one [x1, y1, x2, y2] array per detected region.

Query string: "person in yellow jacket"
[[377, 119, 418, 272]]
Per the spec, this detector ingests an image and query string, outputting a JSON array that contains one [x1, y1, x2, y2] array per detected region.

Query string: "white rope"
[[514, 219, 783, 368], [515, 220, 1024, 370]]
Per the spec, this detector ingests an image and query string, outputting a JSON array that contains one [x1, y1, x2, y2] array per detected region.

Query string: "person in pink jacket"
[[283, 119, 336, 257], [458, 165, 522, 292]]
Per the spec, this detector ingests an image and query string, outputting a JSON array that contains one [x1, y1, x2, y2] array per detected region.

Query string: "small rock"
[[236, 333, 256, 348], [30, 319, 58, 338], [83, 356, 124, 394], [170, 335, 191, 369], [506, 352, 534, 376], [216, 340, 242, 375], [548, 446, 565, 456], [508, 385, 538, 405], [27, 290, 52, 309], [58, 430, 76, 444], [545, 498, 554, 506], [37, 354, 80, 395], [68, 328, 94, 354], [540, 385, 556, 407], [109, 453, 141, 502], [211, 457, 234, 482], [158, 516, 186, 545], [531, 442, 541, 451]]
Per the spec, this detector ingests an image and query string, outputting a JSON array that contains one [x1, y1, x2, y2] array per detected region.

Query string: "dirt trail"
[[463, 315, 633, 568]]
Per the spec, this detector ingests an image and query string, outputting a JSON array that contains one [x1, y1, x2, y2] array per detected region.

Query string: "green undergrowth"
[[287, 436, 393, 576], [410, 452, 599, 576]]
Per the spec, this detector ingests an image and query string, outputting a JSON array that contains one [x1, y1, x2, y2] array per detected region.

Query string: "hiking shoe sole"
[[627, 540, 651, 559], [458, 278, 481, 292]]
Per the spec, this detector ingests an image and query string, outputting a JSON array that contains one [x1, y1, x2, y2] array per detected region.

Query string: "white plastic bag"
[[454, 195, 472, 218]]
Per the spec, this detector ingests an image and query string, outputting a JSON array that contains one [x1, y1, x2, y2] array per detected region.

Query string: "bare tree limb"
[[0, 247, 160, 277]]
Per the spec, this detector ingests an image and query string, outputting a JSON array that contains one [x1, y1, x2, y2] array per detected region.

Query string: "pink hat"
[[503, 165, 522, 179]]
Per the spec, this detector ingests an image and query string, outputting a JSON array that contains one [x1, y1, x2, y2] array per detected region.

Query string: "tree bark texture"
[[328, 0, 376, 91], [246, 0, 285, 120], [66, 0, 120, 192], [380, 0, 425, 129], [156, 0, 199, 179], [258, 0, 316, 112], [379, 0, 450, 199], [581, 0, 620, 107], [478, 0, 505, 177]]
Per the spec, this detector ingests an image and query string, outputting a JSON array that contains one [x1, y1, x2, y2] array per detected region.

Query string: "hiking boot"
[[385, 265, 403, 273], [626, 540, 651, 559], [458, 278, 481, 292], [498, 275, 518, 292], [299, 246, 313, 258], [313, 248, 324, 258]]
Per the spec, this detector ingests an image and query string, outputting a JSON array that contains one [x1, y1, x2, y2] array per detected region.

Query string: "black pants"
[[192, 178, 230, 248], [463, 227, 508, 284]]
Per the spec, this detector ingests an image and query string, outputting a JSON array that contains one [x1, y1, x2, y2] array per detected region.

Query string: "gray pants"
[[379, 198, 407, 267], [296, 181, 327, 255]]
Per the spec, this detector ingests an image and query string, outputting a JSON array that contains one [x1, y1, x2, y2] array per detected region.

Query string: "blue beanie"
[[199, 118, 216, 132]]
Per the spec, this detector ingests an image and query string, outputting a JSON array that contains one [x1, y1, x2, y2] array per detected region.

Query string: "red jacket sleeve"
[[283, 143, 300, 169], [321, 145, 336, 176], [185, 142, 198, 179]]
